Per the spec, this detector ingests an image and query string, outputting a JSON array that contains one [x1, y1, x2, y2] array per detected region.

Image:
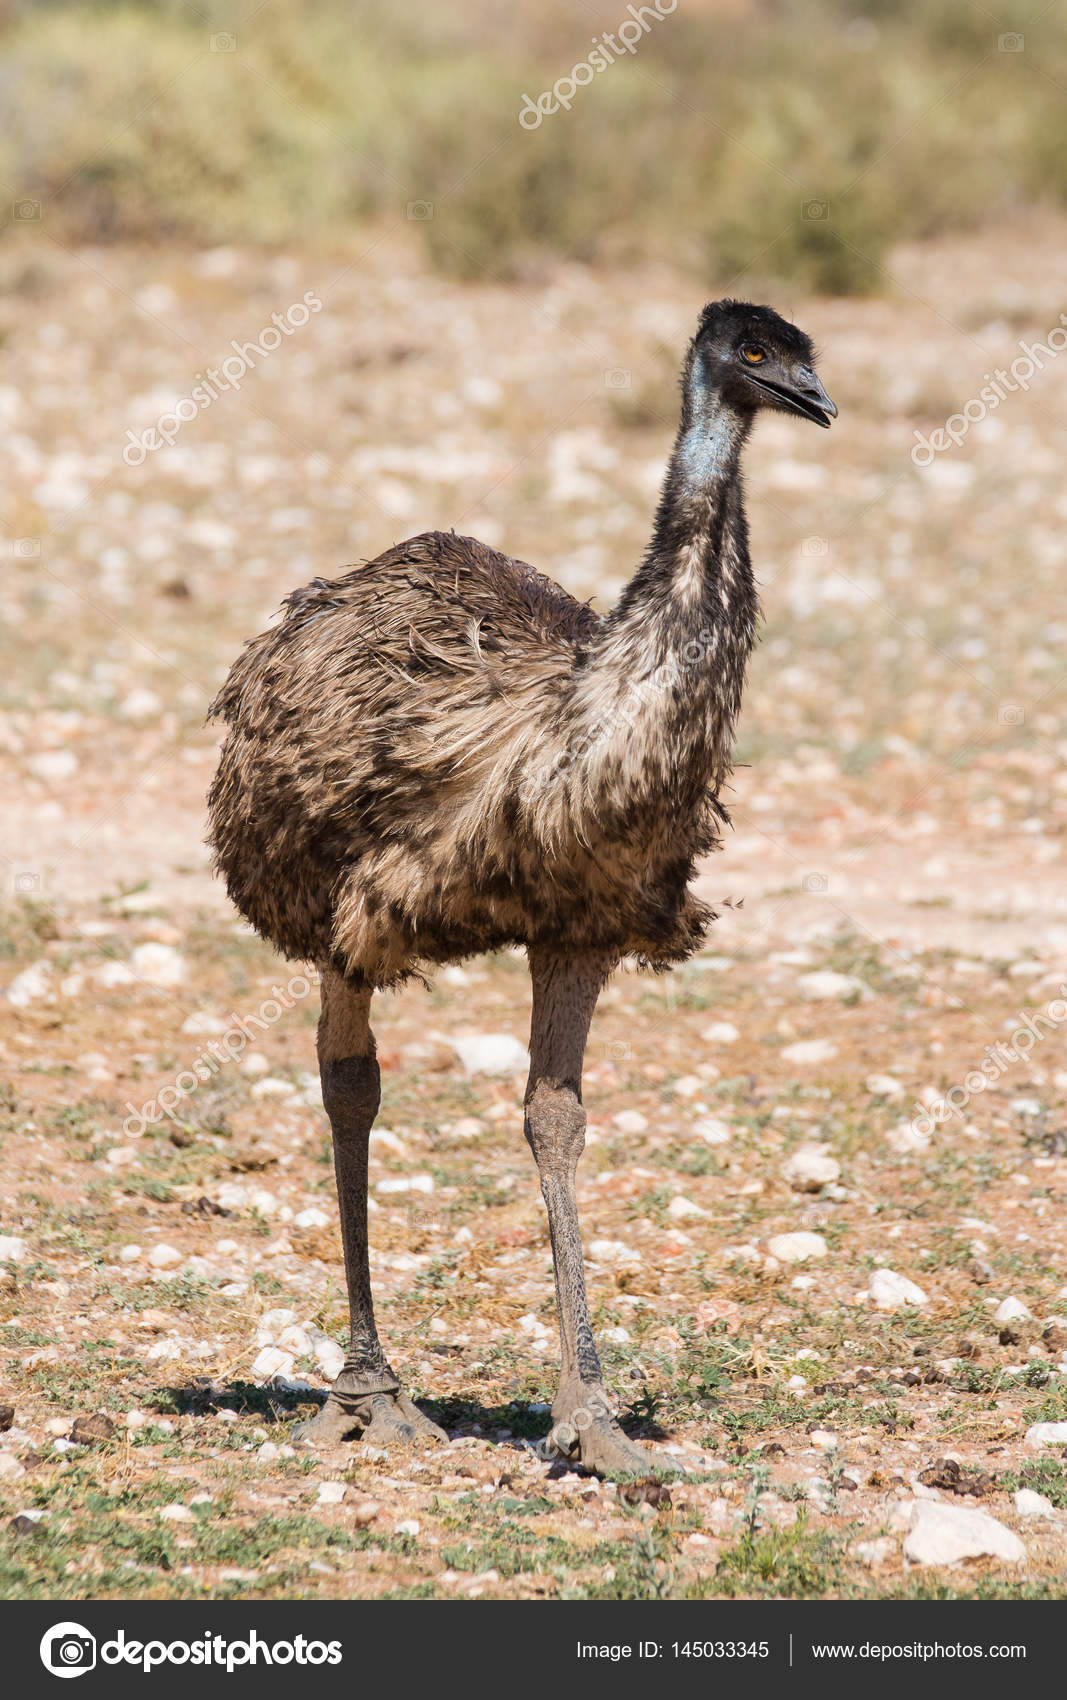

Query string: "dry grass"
[[1, 0, 1065, 292]]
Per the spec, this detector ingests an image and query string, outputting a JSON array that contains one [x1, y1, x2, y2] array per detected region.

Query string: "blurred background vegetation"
[[0, 0, 1060, 293]]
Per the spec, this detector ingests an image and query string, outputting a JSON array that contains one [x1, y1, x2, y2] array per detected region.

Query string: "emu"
[[207, 300, 835, 1476]]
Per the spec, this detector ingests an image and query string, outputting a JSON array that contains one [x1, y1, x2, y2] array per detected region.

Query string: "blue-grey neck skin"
[[606, 343, 755, 629], [672, 350, 746, 493]]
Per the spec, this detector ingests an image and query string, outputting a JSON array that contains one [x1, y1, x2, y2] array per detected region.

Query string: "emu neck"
[[561, 392, 758, 822]]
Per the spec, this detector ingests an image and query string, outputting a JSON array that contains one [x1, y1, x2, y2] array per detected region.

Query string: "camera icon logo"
[[210, 31, 237, 51], [406, 201, 434, 221], [14, 537, 41, 558], [998, 32, 1024, 51], [801, 536, 829, 557], [14, 871, 41, 894], [604, 368, 632, 390], [40, 1622, 97, 1678], [802, 199, 830, 221], [802, 872, 829, 894], [604, 1038, 632, 1061]]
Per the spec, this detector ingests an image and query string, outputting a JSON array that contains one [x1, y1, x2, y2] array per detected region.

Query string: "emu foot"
[[292, 1388, 446, 1449], [547, 1387, 681, 1480]]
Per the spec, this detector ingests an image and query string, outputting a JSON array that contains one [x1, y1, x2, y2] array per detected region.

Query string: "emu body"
[[208, 300, 835, 1473]]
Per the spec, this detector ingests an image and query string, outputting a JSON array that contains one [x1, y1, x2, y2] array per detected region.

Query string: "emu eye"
[[740, 344, 766, 364]]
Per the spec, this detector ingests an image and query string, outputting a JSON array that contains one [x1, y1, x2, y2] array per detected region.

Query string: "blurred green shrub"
[[0, 0, 1059, 293]]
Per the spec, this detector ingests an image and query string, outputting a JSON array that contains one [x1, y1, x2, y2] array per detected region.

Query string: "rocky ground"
[[1, 221, 1067, 1599]]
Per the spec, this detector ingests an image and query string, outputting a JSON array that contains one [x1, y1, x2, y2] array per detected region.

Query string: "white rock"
[[275, 1325, 314, 1358], [869, 1269, 928, 1311], [130, 943, 186, 987], [602, 1325, 631, 1344], [240, 1052, 272, 1078], [214, 1182, 249, 1212], [118, 1244, 142, 1264], [376, 1175, 434, 1195], [247, 1188, 280, 1217], [28, 749, 78, 782], [0, 1453, 26, 1480], [887, 1121, 931, 1154], [317, 1481, 347, 1505], [120, 688, 163, 719], [517, 1313, 549, 1339], [670, 1075, 704, 1099], [766, 1232, 827, 1264], [667, 1195, 710, 1221], [903, 1500, 1025, 1567], [105, 1146, 140, 1170], [158, 1503, 193, 1522], [369, 1128, 407, 1156], [993, 1297, 1034, 1325], [1025, 1422, 1067, 1447], [797, 971, 871, 1002], [702, 1021, 739, 1044], [448, 1033, 529, 1076], [252, 1346, 295, 1380], [395, 1519, 420, 1537], [180, 1011, 230, 1037], [249, 1077, 291, 1101], [693, 1116, 732, 1145], [611, 1110, 648, 1135], [256, 1307, 297, 1340], [782, 1143, 841, 1193], [867, 1074, 904, 1098], [145, 1340, 183, 1362], [448, 1117, 484, 1139], [146, 1243, 182, 1270], [293, 1207, 330, 1230], [781, 1039, 839, 1066], [5, 962, 52, 1007], [853, 1537, 896, 1567], [314, 1340, 345, 1380], [1014, 1488, 1055, 1518], [0, 1235, 28, 1264], [93, 961, 136, 989], [588, 1238, 641, 1268]]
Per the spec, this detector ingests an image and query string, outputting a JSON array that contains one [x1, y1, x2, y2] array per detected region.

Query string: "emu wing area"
[[207, 531, 602, 980]]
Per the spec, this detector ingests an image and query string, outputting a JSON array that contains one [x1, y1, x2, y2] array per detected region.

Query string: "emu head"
[[685, 299, 837, 431]]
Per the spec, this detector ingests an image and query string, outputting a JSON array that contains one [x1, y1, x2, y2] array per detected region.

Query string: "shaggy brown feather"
[[208, 530, 724, 986], [208, 301, 831, 993]]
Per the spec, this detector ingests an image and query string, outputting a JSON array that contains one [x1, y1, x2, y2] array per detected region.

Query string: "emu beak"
[[747, 364, 838, 428]]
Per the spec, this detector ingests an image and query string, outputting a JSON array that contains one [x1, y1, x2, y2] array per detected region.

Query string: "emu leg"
[[292, 968, 445, 1448], [525, 949, 657, 1478]]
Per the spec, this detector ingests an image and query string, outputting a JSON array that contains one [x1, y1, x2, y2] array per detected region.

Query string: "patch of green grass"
[[710, 1509, 845, 1598]]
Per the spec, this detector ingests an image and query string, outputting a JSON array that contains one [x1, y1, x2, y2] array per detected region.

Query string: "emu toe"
[[568, 1416, 672, 1481], [292, 1390, 446, 1449]]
